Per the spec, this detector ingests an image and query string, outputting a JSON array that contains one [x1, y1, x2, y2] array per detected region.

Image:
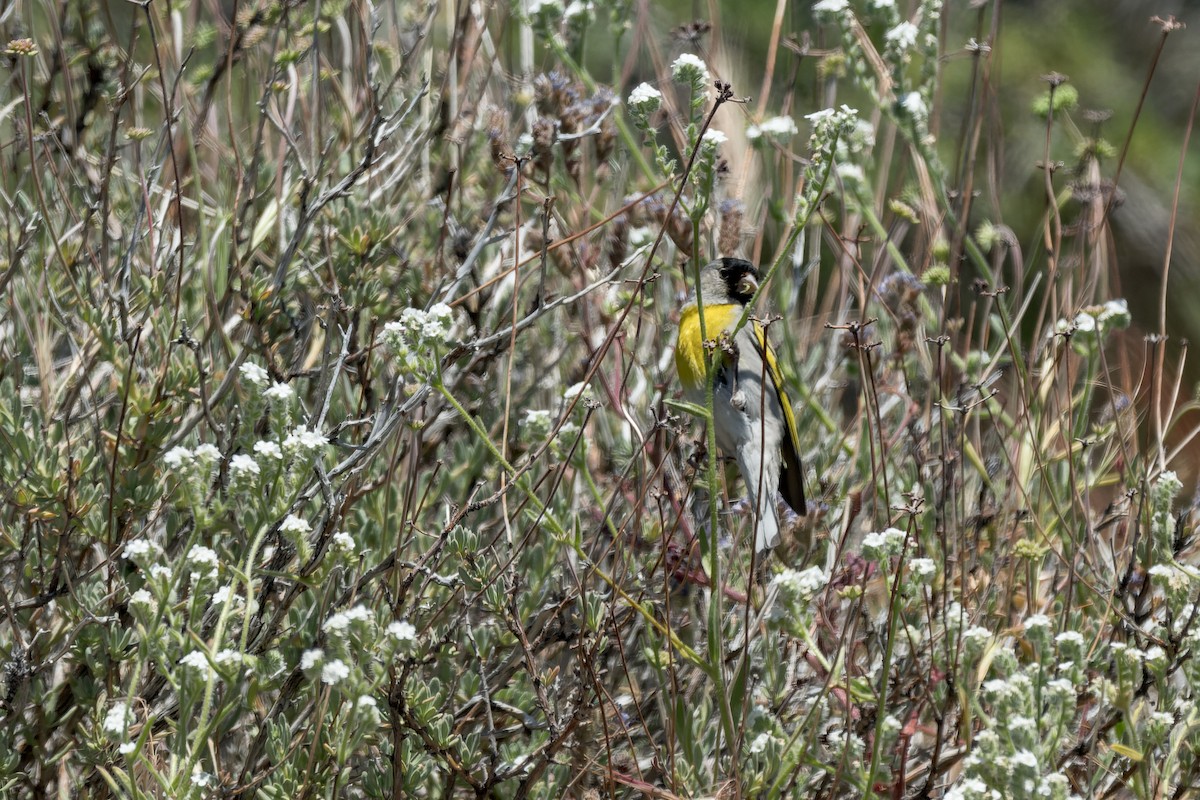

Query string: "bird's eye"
[[737, 274, 758, 296]]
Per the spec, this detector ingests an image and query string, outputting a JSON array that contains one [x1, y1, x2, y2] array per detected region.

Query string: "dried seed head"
[[717, 199, 744, 257]]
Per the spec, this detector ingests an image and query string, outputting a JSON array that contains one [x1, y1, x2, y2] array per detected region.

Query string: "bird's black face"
[[716, 258, 760, 305]]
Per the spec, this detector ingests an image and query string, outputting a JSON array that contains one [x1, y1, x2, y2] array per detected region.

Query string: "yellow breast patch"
[[675, 302, 742, 392]]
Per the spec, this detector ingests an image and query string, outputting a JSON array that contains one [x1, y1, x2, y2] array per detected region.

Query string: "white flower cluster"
[[563, 1, 592, 21], [812, 0, 850, 17], [283, 424, 328, 453], [1149, 562, 1198, 593], [671, 53, 710, 91], [773, 565, 828, 599], [380, 303, 457, 379], [254, 440, 283, 460], [748, 731, 779, 754], [961, 625, 992, 655], [699, 128, 727, 153], [747, 115, 797, 141], [239, 362, 270, 387], [322, 659, 350, 685], [1050, 299, 1131, 341], [899, 91, 928, 121], [388, 620, 417, 643], [332, 530, 356, 554], [520, 408, 553, 442], [180, 650, 213, 677], [528, 0, 562, 21], [806, 104, 859, 145], [187, 544, 220, 582], [123, 539, 160, 561], [885, 20, 919, 51], [627, 82, 662, 129], [163, 443, 221, 475], [103, 701, 132, 735], [324, 604, 373, 633], [280, 514, 311, 535], [795, 105, 860, 224], [862, 526, 906, 560], [229, 453, 259, 479], [297, 648, 351, 685], [907, 557, 936, 583]]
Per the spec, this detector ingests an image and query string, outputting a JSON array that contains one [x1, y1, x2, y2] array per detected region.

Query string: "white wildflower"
[[284, 425, 327, 452], [671, 53, 710, 87], [279, 515, 311, 535], [187, 545, 220, 580], [103, 701, 132, 735], [332, 531, 356, 553], [813, 0, 849, 14], [1144, 645, 1167, 668], [1151, 562, 1198, 592], [961, 625, 991, 651], [163, 446, 193, 470], [191, 767, 216, 788], [122, 539, 156, 559], [747, 115, 797, 140], [422, 303, 455, 342], [900, 91, 927, 119], [1055, 630, 1085, 649], [229, 453, 260, 479], [837, 163, 865, 182], [300, 649, 323, 670], [529, 0, 561, 17], [321, 659, 350, 685], [885, 21, 919, 51], [863, 526, 906, 559], [1073, 311, 1097, 334], [749, 732, 774, 754], [564, 0, 593, 19], [325, 604, 371, 632], [193, 443, 221, 464], [907, 557, 936, 582], [214, 649, 243, 666], [180, 651, 212, 674], [212, 584, 244, 608], [263, 382, 295, 402], [239, 362, 270, 387], [253, 440, 284, 460], [1007, 715, 1036, 734], [774, 566, 827, 598], [388, 620, 417, 643], [1099, 298, 1131, 328], [627, 83, 662, 116]]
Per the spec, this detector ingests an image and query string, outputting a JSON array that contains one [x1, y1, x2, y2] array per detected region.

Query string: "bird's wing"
[[749, 321, 807, 516]]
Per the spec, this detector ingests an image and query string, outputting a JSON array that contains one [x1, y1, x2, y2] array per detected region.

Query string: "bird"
[[675, 257, 807, 553]]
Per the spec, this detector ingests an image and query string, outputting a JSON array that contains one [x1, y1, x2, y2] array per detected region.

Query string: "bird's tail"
[[737, 449, 782, 553], [753, 501, 781, 553]]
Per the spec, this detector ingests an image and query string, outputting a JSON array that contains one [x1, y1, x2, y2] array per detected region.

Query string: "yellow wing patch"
[[751, 322, 803, 457]]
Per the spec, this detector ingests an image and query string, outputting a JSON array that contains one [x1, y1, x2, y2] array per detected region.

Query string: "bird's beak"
[[737, 273, 759, 297]]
